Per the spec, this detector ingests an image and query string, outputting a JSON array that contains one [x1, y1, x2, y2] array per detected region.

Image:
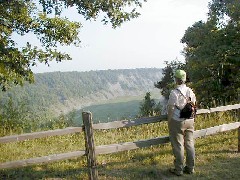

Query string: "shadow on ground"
[[1, 148, 239, 180]]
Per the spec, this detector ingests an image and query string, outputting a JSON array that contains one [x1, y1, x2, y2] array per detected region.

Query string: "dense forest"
[[0, 68, 162, 121]]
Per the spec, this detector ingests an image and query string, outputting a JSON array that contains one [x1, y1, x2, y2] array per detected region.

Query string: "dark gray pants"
[[168, 119, 195, 172]]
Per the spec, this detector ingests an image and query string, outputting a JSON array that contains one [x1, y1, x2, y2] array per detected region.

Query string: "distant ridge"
[[0, 68, 163, 116]]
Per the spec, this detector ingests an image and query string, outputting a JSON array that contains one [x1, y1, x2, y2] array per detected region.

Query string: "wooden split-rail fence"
[[0, 103, 240, 179]]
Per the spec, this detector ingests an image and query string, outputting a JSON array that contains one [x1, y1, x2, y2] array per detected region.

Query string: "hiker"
[[167, 69, 196, 176]]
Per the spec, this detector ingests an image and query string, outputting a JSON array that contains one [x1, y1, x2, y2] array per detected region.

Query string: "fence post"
[[82, 111, 98, 180], [238, 126, 240, 153]]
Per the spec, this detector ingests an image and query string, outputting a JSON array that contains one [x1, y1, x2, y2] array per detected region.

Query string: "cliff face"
[[47, 68, 163, 114], [0, 68, 163, 116]]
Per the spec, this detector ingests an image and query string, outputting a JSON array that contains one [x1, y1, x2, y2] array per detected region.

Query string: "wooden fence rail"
[[0, 104, 239, 172], [1, 104, 239, 144], [0, 127, 83, 144]]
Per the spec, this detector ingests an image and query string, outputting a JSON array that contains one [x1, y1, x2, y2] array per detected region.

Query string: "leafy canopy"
[[0, 0, 146, 91], [155, 0, 239, 107], [181, 0, 240, 106]]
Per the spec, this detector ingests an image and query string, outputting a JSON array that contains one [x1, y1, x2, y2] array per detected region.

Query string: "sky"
[[26, 0, 211, 73]]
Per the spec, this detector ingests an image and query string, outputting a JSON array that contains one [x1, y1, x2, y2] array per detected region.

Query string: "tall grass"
[[0, 110, 239, 179]]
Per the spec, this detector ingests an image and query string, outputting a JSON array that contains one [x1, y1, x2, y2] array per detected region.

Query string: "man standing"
[[167, 69, 196, 176]]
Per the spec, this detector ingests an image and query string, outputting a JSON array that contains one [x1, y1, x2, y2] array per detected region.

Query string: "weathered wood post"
[[238, 126, 240, 153], [82, 111, 98, 180], [238, 95, 240, 153]]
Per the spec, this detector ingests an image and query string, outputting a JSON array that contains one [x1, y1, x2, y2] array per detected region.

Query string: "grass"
[[0, 110, 239, 179], [81, 100, 142, 124], [72, 89, 162, 125]]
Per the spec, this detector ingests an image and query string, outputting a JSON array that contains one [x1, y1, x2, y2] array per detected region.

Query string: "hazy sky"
[[27, 0, 211, 73]]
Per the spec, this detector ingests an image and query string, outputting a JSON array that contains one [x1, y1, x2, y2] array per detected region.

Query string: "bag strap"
[[175, 88, 191, 110], [175, 88, 191, 101]]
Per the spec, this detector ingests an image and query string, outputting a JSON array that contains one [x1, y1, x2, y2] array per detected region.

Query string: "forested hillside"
[[0, 68, 162, 118]]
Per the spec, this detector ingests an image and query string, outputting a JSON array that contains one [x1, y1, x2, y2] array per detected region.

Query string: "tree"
[[154, 60, 185, 100], [151, 0, 239, 107], [181, 0, 240, 106], [0, 97, 32, 135], [139, 92, 161, 117], [0, 0, 146, 91]]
